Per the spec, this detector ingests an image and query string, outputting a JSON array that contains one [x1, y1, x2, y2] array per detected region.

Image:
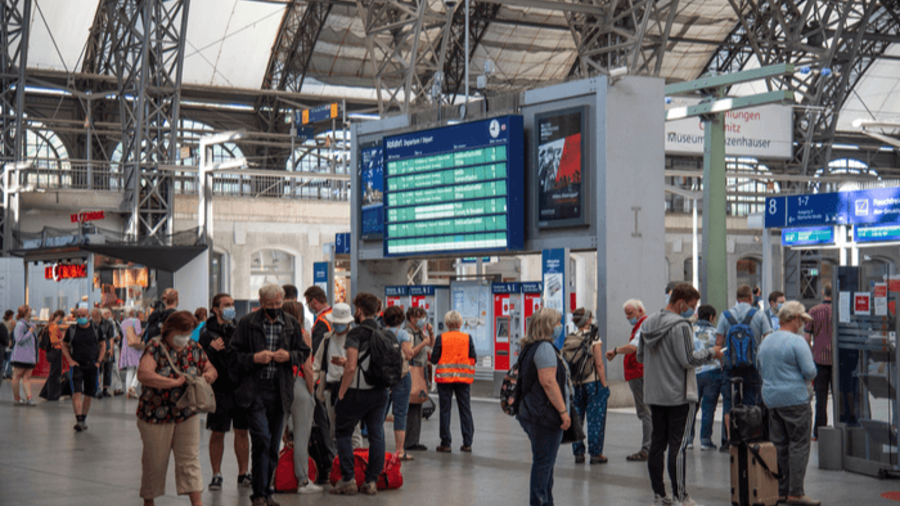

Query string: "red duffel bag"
[[329, 449, 403, 490], [274, 446, 318, 493]]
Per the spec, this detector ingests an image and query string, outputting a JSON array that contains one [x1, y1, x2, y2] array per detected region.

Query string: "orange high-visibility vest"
[[316, 309, 333, 332], [435, 331, 475, 384]]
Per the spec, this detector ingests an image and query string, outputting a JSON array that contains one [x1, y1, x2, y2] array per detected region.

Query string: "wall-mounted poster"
[[535, 107, 587, 228], [359, 140, 384, 239]]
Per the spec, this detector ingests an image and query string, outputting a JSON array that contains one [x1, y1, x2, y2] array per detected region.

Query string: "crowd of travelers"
[[1, 279, 831, 506]]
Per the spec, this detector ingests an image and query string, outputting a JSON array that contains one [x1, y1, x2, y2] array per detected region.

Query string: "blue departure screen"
[[382, 116, 524, 257], [359, 141, 384, 238]]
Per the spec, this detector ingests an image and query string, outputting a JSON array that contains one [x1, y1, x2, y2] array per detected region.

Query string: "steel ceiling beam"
[[443, 2, 500, 103], [262, 0, 333, 93], [109, 0, 190, 244], [566, 0, 680, 78]]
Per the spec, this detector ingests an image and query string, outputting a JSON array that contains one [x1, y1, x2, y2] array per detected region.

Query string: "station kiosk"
[[408, 285, 450, 333]]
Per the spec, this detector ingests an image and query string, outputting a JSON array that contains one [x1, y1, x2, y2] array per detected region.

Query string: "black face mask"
[[264, 307, 282, 320]]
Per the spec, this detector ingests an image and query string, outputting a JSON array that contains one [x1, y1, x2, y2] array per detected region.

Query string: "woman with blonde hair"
[[514, 307, 572, 506]]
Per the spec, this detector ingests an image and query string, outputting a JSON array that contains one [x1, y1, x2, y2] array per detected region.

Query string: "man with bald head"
[[61, 307, 106, 432]]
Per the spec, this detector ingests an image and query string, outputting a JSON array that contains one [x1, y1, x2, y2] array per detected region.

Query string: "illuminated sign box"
[[382, 115, 524, 257], [855, 224, 900, 243], [781, 227, 835, 247]]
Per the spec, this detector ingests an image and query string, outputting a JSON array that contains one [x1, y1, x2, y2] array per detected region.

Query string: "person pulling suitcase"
[[729, 377, 780, 506]]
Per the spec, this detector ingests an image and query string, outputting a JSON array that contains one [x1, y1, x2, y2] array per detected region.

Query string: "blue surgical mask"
[[628, 317, 638, 326], [76, 317, 89, 326], [681, 308, 695, 319], [777, 303, 784, 311], [553, 324, 564, 342], [333, 323, 349, 334], [222, 306, 236, 321]]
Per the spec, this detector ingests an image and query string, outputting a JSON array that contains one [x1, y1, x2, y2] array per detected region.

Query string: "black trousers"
[[648, 403, 696, 501], [39, 349, 62, 401], [813, 364, 832, 438]]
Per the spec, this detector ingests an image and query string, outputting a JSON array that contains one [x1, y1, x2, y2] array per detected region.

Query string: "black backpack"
[[144, 308, 175, 343], [38, 326, 52, 352], [358, 325, 403, 389]]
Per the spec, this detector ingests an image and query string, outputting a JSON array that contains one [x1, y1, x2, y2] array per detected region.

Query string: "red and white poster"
[[854, 293, 871, 316], [875, 283, 888, 316]]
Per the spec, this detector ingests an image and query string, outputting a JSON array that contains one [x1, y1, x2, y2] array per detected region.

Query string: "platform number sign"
[[765, 196, 786, 228]]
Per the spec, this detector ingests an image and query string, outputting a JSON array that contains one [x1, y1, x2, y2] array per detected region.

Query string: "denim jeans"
[[385, 372, 412, 431], [571, 380, 609, 457], [690, 369, 727, 446], [437, 382, 474, 447], [334, 388, 389, 483], [519, 420, 563, 506], [247, 380, 284, 501]]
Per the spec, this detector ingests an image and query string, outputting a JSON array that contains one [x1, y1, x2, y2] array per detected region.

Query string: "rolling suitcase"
[[730, 377, 780, 506]]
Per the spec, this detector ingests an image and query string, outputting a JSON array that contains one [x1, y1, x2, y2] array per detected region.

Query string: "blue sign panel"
[[855, 224, 900, 243], [382, 115, 525, 257], [781, 227, 835, 247], [409, 285, 445, 296], [542, 248, 566, 348], [784, 192, 848, 228], [359, 140, 384, 238], [521, 282, 543, 294], [296, 126, 315, 141], [385, 286, 409, 297], [491, 282, 521, 294], [335, 232, 351, 255], [460, 257, 491, 264], [846, 188, 900, 225], [765, 196, 786, 228], [313, 262, 329, 284]]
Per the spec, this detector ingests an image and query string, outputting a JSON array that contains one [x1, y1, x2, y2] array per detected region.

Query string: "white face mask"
[[171, 334, 191, 348]]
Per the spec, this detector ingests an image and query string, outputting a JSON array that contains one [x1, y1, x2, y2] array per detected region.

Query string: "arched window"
[[250, 249, 294, 299], [22, 122, 71, 189], [726, 157, 779, 216], [814, 158, 878, 193]]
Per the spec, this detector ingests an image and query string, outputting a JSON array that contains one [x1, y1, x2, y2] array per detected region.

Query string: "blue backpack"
[[723, 309, 758, 371]]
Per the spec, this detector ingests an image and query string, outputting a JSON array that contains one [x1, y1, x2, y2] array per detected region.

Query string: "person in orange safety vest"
[[430, 310, 476, 453]]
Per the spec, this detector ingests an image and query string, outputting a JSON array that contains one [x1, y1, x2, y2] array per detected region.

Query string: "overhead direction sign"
[[766, 187, 900, 229], [855, 224, 900, 243], [298, 103, 340, 125], [781, 227, 835, 247]]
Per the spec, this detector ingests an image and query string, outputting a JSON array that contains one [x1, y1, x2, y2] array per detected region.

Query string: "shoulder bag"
[[553, 345, 586, 445], [156, 338, 216, 414], [126, 323, 144, 350]]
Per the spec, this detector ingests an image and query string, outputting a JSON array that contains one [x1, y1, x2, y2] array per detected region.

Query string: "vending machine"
[[408, 285, 450, 333], [492, 283, 522, 372], [519, 282, 543, 360], [384, 286, 409, 312]]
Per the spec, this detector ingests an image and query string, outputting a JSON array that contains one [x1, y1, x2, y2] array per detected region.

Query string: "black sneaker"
[[73, 422, 84, 432], [719, 443, 730, 453], [209, 474, 223, 491], [237, 473, 252, 488], [575, 454, 585, 464]]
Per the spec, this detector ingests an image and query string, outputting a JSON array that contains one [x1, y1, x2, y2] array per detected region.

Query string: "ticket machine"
[[384, 286, 409, 312], [492, 283, 522, 371], [408, 285, 450, 333], [519, 282, 543, 359]]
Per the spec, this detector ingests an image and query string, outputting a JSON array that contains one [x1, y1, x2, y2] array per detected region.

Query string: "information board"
[[781, 227, 835, 247], [766, 188, 900, 229], [359, 140, 384, 238], [382, 116, 524, 257], [855, 224, 900, 243]]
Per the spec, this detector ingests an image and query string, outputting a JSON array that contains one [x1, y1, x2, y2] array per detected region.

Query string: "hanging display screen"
[[383, 116, 524, 257], [534, 107, 588, 228], [359, 140, 384, 239]]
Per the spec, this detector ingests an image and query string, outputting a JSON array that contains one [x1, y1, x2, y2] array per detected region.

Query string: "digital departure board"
[[359, 140, 384, 238], [383, 116, 524, 257]]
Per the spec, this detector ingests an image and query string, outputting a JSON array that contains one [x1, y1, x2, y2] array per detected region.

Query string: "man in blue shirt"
[[765, 291, 785, 331], [757, 301, 819, 506], [689, 305, 726, 451]]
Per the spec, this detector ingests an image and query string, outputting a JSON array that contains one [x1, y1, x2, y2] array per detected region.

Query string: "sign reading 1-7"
[[766, 192, 848, 228]]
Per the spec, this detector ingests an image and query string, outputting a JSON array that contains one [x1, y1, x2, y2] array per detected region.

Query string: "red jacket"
[[624, 315, 648, 382]]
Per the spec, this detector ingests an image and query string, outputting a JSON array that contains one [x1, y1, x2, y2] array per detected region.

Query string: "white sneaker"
[[679, 495, 698, 506], [653, 494, 673, 506], [298, 482, 324, 494], [685, 443, 693, 450]]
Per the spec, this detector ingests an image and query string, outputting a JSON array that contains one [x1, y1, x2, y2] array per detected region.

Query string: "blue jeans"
[[519, 419, 564, 506], [385, 373, 412, 431], [571, 381, 609, 457], [437, 382, 474, 447], [334, 388, 389, 483], [247, 380, 284, 501], [691, 369, 727, 446]]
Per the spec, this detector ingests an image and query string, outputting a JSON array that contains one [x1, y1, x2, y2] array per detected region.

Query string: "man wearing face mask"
[[638, 283, 723, 506], [430, 310, 477, 454], [228, 284, 310, 506], [200, 293, 251, 491], [61, 307, 106, 432], [766, 291, 786, 331]]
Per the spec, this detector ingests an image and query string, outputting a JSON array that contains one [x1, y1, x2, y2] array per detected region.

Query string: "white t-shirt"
[[313, 331, 350, 384]]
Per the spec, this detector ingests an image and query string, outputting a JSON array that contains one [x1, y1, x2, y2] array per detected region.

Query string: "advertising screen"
[[535, 107, 587, 228], [359, 140, 384, 238], [382, 116, 524, 257]]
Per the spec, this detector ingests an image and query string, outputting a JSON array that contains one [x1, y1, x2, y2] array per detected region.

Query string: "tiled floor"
[[1, 379, 897, 505]]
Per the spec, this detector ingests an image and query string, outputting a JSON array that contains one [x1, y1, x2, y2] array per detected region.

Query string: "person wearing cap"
[[757, 301, 819, 506], [312, 303, 361, 447]]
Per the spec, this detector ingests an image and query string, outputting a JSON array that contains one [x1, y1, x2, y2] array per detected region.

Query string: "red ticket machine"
[[519, 282, 543, 360], [492, 283, 522, 371], [408, 285, 450, 333], [384, 286, 409, 312]]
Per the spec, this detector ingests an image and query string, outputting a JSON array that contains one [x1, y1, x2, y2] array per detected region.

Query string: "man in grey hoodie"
[[637, 283, 723, 506]]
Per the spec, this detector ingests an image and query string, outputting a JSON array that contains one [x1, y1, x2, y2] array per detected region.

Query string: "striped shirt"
[[804, 300, 832, 366], [261, 313, 285, 380]]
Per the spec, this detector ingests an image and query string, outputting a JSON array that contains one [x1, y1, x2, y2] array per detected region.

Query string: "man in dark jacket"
[[91, 308, 115, 398], [228, 284, 310, 506], [200, 293, 250, 491]]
